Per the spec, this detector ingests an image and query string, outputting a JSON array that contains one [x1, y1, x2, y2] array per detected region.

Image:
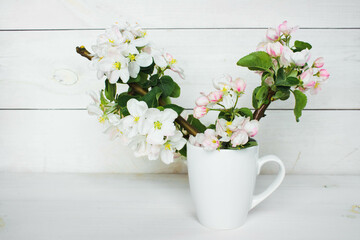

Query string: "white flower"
[[216, 116, 245, 142], [128, 52, 153, 78], [243, 118, 259, 137], [291, 49, 311, 66], [87, 91, 107, 123], [189, 133, 206, 147], [97, 54, 130, 83], [121, 99, 148, 138], [159, 131, 187, 164], [280, 46, 293, 67], [213, 74, 232, 91], [104, 113, 128, 141], [222, 90, 238, 108], [139, 108, 178, 145], [230, 129, 249, 147], [152, 49, 184, 79], [202, 129, 220, 151]]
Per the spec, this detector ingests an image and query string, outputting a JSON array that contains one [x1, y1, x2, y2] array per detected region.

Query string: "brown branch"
[[76, 46, 199, 136], [253, 89, 275, 121]]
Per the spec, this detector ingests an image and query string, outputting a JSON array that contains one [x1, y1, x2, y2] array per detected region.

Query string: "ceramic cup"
[[187, 142, 285, 229]]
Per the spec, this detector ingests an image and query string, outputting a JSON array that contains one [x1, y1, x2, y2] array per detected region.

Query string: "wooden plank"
[[0, 174, 359, 239], [0, 29, 359, 109], [0, 0, 359, 29], [0, 110, 359, 174]]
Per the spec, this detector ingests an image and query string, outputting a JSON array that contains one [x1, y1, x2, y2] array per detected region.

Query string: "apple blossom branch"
[[76, 46, 199, 137]]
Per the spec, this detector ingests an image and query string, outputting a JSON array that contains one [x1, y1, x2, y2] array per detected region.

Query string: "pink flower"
[[202, 129, 220, 150], [300, 68, 315, 88], [230, 129, 248, 147], [207, 90, 223, 102], [310, 81, 322, 95], [266, 42, 283, 57], [266, 28, 280, 41], [231, 78, 246, 93], [195, 96, 210, 106], [319, 69, 330, 80], [193, 106, 208, 119], [313, 57, 325, 68], [243, 119, 259, 137], [277, 21, 298, 35]]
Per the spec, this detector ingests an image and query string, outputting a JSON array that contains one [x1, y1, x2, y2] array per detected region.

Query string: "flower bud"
[[231, 78, 246, 93], [266, 42, 283, 57], [193, 106, 208, 119], [313, 57, 324, 68], [277, 21, 298, 35], [266, 28, 279, 41], [300, 68, 315, 87], [319, 69, 330, 80], [195, 96, 210, 106], [208, 90, 223, 102]]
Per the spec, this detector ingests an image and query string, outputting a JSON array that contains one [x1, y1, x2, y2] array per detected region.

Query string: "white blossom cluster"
[[88, 94, 186, 164], [90, 21, 184, 83]]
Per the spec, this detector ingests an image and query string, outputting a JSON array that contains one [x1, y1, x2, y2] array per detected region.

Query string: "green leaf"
[[237, 107, 253, 119], [237, 51, 273, 71], [140, 86, 162, 108], [275, 76, 300, 87], [293, 90, 307, 122], [242, 138, 258, 148], [140, 61, 155, 75], [253, 86, 268, 109], [187, 114, 207, 133], [273, 87, 291, 101], [276, 68, 286, 82], [179, 145, 187, 157], [149, 74, 159, 87], [158, 75, 176, 97], [105, 79, 116, 102], [218, 111, 232, 121], [294, 40, 312, 52], [170, 82, 181, 98], [163, 104, 184, 115], [116, 93, 134, 108], [100, 90, 109, 105]]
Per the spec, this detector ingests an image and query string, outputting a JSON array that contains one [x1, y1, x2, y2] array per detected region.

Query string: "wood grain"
[[0, 29, 359, 109], [0, 0, 359, 29], [0, 173, 359, 239]]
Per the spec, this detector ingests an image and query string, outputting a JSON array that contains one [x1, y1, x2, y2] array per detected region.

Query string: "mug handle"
[[251, 155, 286, 209]]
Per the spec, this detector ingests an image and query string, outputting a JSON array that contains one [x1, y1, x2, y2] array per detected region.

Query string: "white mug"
[[187, 142, 285, 229]]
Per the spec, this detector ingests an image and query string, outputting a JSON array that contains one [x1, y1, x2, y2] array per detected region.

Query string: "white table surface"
[[0, 173, 359, 240]]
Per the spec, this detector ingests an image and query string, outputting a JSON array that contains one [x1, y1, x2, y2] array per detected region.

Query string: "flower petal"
[[160, 149, 174, 164], [136, 52, 153, 67], [128, 61, 140, 78]]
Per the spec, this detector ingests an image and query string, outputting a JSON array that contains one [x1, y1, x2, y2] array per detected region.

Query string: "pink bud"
[[193, 106, 208, 119], [266, 42, 283, 57], [300, 68, 314, 87], [232, 78, 246, 93], [207, 90, 223, 102], [319, 69, 330, 80], [195, 96, 210, 106], [313, 57, 324, 68], [266, 28, 279, 41]]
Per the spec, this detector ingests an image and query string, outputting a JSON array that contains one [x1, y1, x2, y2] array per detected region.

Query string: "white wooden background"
[[0, 0, 359, 174]]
